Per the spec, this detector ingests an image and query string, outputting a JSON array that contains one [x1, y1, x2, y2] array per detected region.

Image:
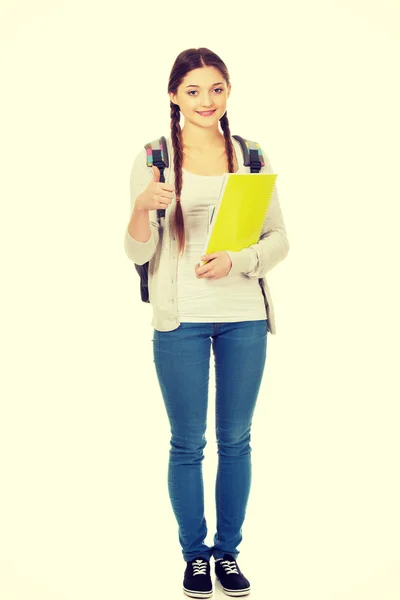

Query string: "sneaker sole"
[[215, 575, 251, 596], [183, 586, 213, 599]]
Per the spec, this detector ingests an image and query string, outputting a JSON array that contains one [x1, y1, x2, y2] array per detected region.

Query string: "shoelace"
[[220, 559, 239, 575], [192, 558, 208, 576]]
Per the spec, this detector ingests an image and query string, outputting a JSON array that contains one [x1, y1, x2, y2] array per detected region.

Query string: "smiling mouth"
[[197, 110, 216, 115]]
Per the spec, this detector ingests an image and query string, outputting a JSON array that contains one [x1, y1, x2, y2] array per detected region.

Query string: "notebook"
[[200, 172, 277, 267]]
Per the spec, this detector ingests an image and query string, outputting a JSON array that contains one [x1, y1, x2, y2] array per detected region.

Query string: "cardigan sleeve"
[[225, 148, 289, 278], [124, 147, 161, 265]]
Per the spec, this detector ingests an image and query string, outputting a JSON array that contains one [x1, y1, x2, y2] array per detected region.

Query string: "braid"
[[220, 112, 235, 173], [170, 102, 185, 257]]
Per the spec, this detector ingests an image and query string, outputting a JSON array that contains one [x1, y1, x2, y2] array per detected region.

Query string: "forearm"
[[226, 229, 289, 278], [128, 195, 151, 243], [124, 195, 160, 265]]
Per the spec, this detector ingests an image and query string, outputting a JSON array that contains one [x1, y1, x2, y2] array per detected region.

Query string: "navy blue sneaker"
[[183, 557, 213, 599], [214, 554, 251, 597]]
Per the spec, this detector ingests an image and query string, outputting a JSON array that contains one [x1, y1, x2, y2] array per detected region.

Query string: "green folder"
[[201, 172, 277, 266]]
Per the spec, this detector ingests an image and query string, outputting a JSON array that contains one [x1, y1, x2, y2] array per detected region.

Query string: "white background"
[[1, 1, 399, 599]]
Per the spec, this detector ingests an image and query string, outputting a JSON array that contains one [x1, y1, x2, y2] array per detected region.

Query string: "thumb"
[[152, 164, 160, 181]]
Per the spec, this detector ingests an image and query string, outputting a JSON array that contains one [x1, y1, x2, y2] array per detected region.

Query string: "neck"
[[180, 123, 226, 150]]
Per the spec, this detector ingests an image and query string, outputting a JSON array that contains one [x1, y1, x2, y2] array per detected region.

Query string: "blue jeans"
[[152, 319, 268, 562]]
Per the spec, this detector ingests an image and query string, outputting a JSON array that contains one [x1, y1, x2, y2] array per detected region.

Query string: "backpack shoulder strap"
[[232, 135, 265, 172], [144, 136, 169, 176], [144, 136, 170, 222]]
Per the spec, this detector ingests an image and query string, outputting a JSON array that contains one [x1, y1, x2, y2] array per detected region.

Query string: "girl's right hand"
[[135, 165, 175, 211]]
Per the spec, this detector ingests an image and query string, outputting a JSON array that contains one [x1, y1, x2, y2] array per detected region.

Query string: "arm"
[[225, 150, 289, 278], [124, 147, 161, 265]]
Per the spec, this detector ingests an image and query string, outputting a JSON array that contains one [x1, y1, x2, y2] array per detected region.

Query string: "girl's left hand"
[[195, 251, 232, 279]]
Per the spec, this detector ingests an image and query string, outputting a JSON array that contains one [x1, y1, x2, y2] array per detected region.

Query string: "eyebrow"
[[185, 81, 224, 88]]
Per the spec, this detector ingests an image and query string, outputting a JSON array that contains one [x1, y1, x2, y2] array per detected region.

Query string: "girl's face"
[[169, 66, 231, 127]]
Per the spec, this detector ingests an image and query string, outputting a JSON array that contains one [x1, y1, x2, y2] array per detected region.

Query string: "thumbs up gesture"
[[135, 165, 175, 211]]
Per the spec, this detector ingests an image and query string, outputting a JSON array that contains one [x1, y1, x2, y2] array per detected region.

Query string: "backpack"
[[134, 135, 265, 303]]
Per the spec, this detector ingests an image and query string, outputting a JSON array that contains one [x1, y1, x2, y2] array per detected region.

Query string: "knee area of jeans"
[[215, 433, 252, 456], [170, 435, 208, 453], [216, 428, 251, 446]]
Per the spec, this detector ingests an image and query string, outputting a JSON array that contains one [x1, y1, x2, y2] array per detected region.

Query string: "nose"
[[199, 94, 215, 108]]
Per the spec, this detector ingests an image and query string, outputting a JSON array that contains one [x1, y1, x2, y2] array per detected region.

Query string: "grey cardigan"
[[124, 136, 289, 333]]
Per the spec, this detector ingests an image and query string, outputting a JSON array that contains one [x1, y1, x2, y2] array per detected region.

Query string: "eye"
[[188, 88, 224, 96]]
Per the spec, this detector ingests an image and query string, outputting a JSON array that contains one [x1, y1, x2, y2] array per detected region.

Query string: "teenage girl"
[[126, 47, 289, 598]]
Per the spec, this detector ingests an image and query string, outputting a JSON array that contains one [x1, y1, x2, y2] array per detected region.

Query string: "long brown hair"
[[168, 48, 235, 257]]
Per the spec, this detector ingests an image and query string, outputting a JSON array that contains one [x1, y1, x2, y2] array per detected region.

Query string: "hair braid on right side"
[[220, 112, 235, 173], [170, 102, 185, 257]]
